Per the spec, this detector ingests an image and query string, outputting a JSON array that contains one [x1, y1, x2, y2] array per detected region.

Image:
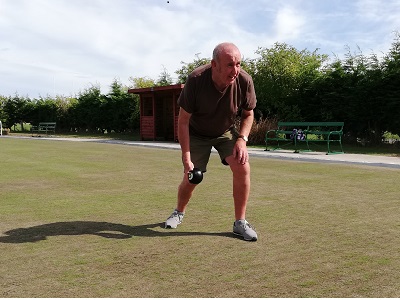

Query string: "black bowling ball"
[[188, 168, 203, 184]]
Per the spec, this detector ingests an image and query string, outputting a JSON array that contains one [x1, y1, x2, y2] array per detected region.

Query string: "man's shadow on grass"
[[0, 221, 238, 243]]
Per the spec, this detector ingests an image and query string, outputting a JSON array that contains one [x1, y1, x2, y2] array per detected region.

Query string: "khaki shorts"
[[189, 128, 239, 172]]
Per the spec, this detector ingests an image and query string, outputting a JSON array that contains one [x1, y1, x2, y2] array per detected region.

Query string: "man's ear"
[[211, 59, 217, 67]]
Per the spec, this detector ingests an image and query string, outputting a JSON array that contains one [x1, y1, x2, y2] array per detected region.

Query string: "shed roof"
[[128, 83, 184, 95]]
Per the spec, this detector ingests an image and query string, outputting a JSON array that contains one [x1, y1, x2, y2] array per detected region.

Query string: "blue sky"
[[1, 0, 399, 98]]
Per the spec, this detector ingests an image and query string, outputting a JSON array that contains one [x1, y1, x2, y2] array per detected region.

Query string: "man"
[[164, 42, 258, 241]]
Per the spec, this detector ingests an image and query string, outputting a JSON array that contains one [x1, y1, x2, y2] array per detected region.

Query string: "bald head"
[[211, 42, 242, 90], [212, 42, 241, 62]]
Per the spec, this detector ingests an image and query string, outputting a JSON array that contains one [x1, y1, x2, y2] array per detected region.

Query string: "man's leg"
[[224, 156, 251, 220], [165, 175, 197, 229], [165, 134, 211, 229], [176, 174, 197, 213], [224, 155, 257, 241]]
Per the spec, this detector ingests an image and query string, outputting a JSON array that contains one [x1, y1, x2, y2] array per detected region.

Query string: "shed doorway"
[[128, 84, 184, 141]]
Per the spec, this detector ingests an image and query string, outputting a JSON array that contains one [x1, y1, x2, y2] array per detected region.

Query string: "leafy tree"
[[315, 41, 399, 144], [175, 53, 210, 83], [101, 79, 138, 133], [248, 43, 328, 121], [0, 96, 7, 125], [156, 66, 173, 86], [1, 34, 399, 144], [128, 76, 156, 89], [3, 94, 31, 129], [380, 31, 400, 136], [70, 85, 102, 132]]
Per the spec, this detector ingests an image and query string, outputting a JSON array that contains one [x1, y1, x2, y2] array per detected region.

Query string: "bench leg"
[[327, 139, 344, 155]]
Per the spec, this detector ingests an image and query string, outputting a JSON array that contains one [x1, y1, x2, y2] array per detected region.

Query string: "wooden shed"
[[128, 84, 184, 141]]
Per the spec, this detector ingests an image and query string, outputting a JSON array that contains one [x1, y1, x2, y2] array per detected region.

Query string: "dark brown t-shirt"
[[178, 64, 257, 138]]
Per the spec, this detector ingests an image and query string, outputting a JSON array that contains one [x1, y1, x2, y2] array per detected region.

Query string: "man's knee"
[[224, 155, 250, 174]]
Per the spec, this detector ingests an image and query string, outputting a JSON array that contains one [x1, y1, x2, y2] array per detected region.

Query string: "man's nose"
[[233, 65, 240, 75]]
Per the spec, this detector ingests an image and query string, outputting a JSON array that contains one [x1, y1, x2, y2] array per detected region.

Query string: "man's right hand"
[[183, 160, 195, 176]]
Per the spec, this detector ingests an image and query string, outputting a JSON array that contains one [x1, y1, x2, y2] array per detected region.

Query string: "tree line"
[[1, 32, 399, 144]]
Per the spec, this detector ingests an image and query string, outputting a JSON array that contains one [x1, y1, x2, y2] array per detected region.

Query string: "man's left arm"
[[233, 109, 254, 164]]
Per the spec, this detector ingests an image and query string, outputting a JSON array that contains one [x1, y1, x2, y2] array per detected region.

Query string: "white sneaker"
[[233, 219, 258, 241], [164, 210, 184, 229]]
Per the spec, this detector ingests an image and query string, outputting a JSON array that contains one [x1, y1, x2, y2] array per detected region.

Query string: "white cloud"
[[352, 0, 400, 55], [273, 5, 306, 40], [0, 0, 399, 98]]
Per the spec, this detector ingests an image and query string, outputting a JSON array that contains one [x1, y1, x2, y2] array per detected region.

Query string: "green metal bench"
[[31, 122, 57, 136], [265, 122, 344, 154]]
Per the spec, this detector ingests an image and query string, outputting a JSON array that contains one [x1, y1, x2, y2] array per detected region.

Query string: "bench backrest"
[[277, 122, 344, 132], [39, 122, 56, 125], [278, 122, 344, 128], [38, 122, 56, 127]]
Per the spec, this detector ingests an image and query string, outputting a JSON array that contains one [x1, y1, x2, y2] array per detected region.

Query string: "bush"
[[1, 128, 10, 135], [249, 117, 278, 145], [235, 116, 278, 145]]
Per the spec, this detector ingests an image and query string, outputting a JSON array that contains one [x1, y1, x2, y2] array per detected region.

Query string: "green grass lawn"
[[6, 127, 400, 156], [0, 138, 399, 297]]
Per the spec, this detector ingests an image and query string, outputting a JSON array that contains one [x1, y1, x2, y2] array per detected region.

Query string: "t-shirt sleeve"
[[177, 77, 195, 113], [242, 76, 257, 111]]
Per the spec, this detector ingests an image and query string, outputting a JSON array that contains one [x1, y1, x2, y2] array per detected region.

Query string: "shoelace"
[[238, 221, 255, 230], [170, 211, 184, 221]]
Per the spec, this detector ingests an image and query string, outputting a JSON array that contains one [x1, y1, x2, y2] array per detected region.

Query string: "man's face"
[[212, 48, 241, 88]]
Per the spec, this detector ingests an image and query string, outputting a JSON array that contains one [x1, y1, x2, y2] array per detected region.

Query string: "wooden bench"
[[31, 122, 56, 136], [265, 122, 344, 154]]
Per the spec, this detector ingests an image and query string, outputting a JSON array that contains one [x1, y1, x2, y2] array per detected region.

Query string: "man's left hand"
[[233, 139, 249, 165]]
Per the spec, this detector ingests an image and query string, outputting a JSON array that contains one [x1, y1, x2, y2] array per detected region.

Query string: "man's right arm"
[[178, 107, 194, 173]]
